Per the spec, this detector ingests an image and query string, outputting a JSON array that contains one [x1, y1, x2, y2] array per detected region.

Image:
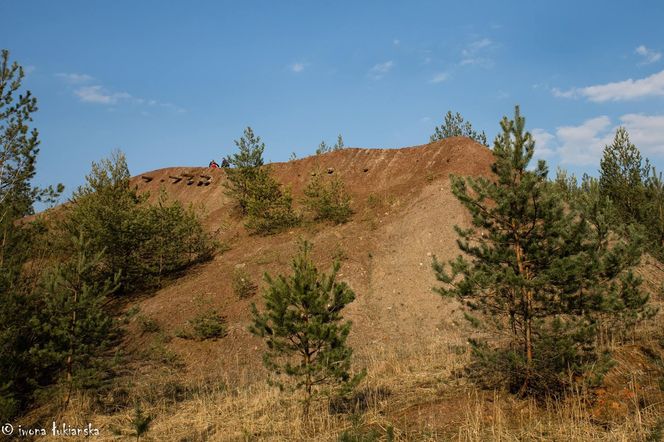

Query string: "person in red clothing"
[[209, 160, 219, 168]]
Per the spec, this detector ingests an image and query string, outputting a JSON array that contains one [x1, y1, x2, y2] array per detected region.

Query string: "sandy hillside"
[[121, 137, 494, 380]]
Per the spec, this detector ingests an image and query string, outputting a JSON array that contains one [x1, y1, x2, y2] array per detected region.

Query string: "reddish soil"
[[121, 137, 495, 381]]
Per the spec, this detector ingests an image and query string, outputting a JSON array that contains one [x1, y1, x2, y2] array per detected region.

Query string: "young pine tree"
[[62, 150, 145, 292], [315, 134, 345, 155], [34, 232, 119, 409], [224, 126, 266, 213], [250, 241, 364, 415], [430, 111, 488, 146], [432, 106, 650, 397]]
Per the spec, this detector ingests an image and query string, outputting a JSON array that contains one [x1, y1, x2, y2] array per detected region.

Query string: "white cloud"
[[635, 45, 661, 64], [290, 62, 306, 73], [552, 69, 664, 102], [460, 38, 495, 68], [619, 113, 664, 155], [368, 60, 394, 80], [532, 113, 664, 165], [430, 72, 449, 83], [463, 38, 492, 55], [55, 72, 93, 84], [56, 70, 184, 111], [74, 85, 131, 104]]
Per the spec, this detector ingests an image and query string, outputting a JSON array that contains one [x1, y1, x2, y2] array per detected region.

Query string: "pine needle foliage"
[[432, 106, 652, 398], [35, 232, 120, 407], [224, 127, 299, 234], [250, 241, 364, 414], [597, 128, 664, 261], [61, 152, 214, 293], [224, 126, 266, 213], [303, 172, 352, 224], [0, 49, 62, 420], [430, 111, 488, 146], [316, 134, 345, 155]]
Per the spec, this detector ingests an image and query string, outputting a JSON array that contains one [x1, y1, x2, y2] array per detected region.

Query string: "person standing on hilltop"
[[209, 160, 219, 168]]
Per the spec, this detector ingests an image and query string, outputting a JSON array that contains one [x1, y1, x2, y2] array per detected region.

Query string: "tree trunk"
[[514, 237, 533, 394]]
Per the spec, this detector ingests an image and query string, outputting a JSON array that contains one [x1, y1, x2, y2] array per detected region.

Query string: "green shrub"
[[303, 173, 352, 224], [137, 315, 160, 334], [188, 310, 226, 340], [232, 268, 257, 299], [245, 174, 300, 235]]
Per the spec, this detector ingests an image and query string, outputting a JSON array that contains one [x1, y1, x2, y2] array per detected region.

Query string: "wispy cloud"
[[552, 69, 664, 102], [290, 62, 307, 73], [532, 113, 664, 165], [55, 72, 94, 84], [429, 72, 449, 83], [368, 60, 394, 80], [56, 74, 186, 113], [459, 38, 495, 68], [74, 85, 131, 105], [635, 45, 661, 65]]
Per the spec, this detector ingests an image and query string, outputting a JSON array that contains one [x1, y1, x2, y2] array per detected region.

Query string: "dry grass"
[[34, 332, 664, 441]]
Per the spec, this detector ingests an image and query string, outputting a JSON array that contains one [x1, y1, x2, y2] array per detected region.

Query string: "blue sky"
[[3, 0, 664, 206]]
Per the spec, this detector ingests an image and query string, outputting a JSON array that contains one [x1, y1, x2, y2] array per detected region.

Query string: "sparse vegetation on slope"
[[225, 126, 300, 234]]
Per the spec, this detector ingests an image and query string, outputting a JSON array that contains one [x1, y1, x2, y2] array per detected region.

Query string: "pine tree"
[[34, 232, 119, 409], [315, 134, 345, 154], [645, 167, 664, 250], [225, 127, 266, 213], [430, 111, 488, 146], [60, 151, 214, 293], [599, 127, 650, 223], [62, 150, 145, 292], [432, 106, 650, 397], [0, 49, 62, 420], [250, 241, 364, 415]]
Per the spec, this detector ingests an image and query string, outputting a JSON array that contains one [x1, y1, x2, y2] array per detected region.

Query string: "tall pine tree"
[[0, 49, 62, 419], [433, 106, 650, 397], [599, 127, 650, 223]]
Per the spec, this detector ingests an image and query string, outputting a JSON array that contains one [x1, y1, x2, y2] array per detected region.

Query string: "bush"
[[303, 172, 352, 224], [137, 315, 160, 334], [244, 173, 300, 235], [184, 310, 226, 341], [232, 268, 257, 299]]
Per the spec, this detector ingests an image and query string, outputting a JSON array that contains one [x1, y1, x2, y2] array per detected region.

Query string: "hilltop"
[[123, 137, 494, 375]]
